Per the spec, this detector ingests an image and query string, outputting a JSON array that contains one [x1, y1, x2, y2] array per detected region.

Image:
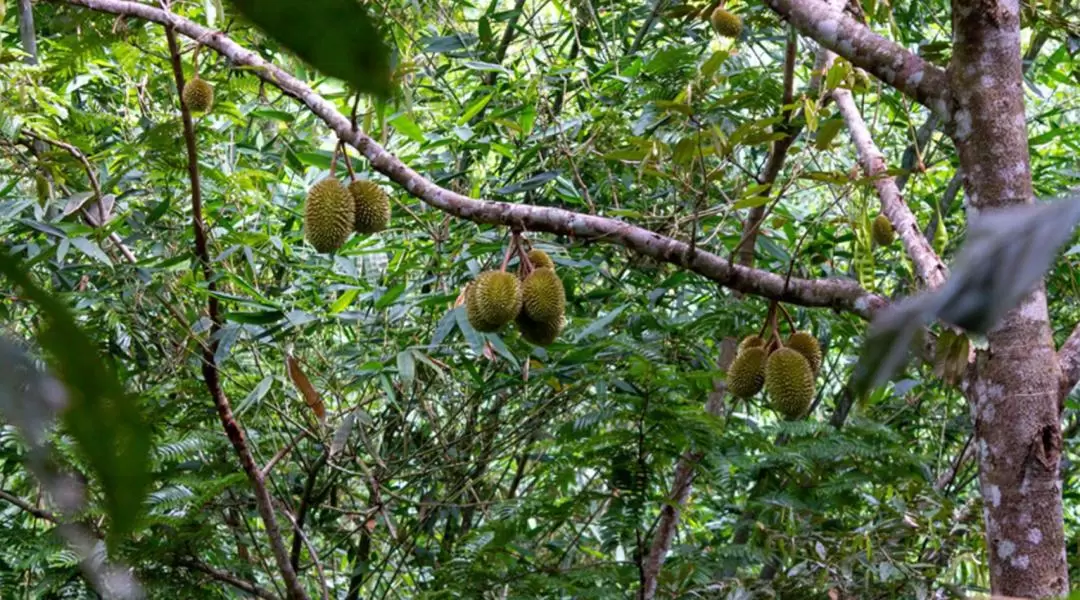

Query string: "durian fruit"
[[764, 347, 815, 420], [521, 267, 566, 323], [526, 249, 555, 271], [348, 179, 391, 234], [738, 335, 765, 354], [728, 346, 767, 398], [710, 7, 743, 38], [304, 177, 355, 253], [466, 270, 523, 332], [786, 331, 822, 374], [517, 312, 565, 346], [872, 213, 895, 246], [182, 76, 214, 113]]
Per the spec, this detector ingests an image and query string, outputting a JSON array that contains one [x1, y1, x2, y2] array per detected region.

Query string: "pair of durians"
[[728, 331, 821, 420], [466, 250, 566, 346], [304, 177, 392, 253]]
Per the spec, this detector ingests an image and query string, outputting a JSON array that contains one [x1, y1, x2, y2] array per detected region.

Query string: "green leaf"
[[330, 288, 360, 314], [389, 114, 426, 143], [228, 0, 392, 97], [0, 252, 151, 550]]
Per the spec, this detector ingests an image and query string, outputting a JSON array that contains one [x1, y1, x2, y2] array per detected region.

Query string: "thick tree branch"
[[53, 0, 887, 320], [763, 0, 951, 116], [162, 21, 308, 600], [830, 76, 948, 289]]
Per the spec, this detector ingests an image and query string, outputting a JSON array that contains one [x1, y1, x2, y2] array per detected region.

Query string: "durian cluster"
[[303, 176, 392, 253], [465, 249, 567, 347], [728, 329, 821, 420]]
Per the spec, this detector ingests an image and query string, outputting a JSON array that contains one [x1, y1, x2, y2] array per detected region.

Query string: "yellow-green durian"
[[348, 179, 391, 234], [738, 335, 765, 353], [304, 177, 354, 253], [466, 270, 523, 332], [182, 77, 214, 113], [728, 346, 767, 399], [710, 8, 743, 38], [521, 267, 566, 324], [517, 312, 565, 346], [786, 331, 822, 374], [764, 347, 815, 420], [872, 213, 895, 246]]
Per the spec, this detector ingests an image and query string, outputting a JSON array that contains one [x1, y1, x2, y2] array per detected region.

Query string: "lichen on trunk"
[[950, 0, 1069, 595]]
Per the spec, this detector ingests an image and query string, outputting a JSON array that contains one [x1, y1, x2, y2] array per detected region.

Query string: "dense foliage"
[[1, 0, 1079, 598]]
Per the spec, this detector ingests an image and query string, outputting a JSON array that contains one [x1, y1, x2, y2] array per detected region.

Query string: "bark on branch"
[[52, 0, 888, 320], [163, 21, 308, 600], [830, 74, 948, 289], [763, 0, 951, 116], [1057, 326, 1080, 400]]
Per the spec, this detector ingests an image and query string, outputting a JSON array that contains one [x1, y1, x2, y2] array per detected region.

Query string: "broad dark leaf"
[[229, 0, 392, 97], [0, 252, 151, 549]]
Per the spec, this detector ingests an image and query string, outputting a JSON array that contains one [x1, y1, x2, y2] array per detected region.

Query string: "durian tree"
[[0, 0, 1079, 598]]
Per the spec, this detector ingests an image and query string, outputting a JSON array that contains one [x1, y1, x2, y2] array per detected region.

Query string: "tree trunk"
[[950, 0, 1068, 596]]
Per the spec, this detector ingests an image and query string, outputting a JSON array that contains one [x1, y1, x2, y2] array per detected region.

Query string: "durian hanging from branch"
[[303, 146, 355, 254], [181, 43, 214, 113], [726, 300, 821, 420]]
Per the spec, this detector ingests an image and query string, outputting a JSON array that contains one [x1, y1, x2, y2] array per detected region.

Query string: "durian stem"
[[759, 301, 778, 339], [500, 232, 522, 272], [328, 144, 339, 178], [192, 42, 201, 72], [777, 303, 795, 332], [340, 141, 356, 181]]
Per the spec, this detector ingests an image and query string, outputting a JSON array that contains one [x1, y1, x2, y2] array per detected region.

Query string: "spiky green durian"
[[348, 179, 391, 234], [304, 177, 354, 253], [466, 270, 523, 332], [710, 7, 743, 38], [182, 77, 214, 113], [521, 267, 566, 324], [872, 213, 895, 246], [527, 249, 555, 270], [764, 348, 815, 420], [738, 335, 765, 353], [517, 312, 565, 346], [728, 346, 767, 398], [786, 331, 822, 374]]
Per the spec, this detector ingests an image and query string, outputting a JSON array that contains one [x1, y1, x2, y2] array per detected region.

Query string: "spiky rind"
[[466, 271, 523, 332], [517, 312, 565, 346], [872, 213, 895, 246], [348, 179, 391, 234], [710, 8, 743, 38], [304, 178, 354, 253], [527, 249, 555, 270], [764, 348, 815, 420], [728, 347, 767, 398], [786, 331, 822, 374], [738, 335, 765, 353], [182, 77, 214, 113], [521, 267, 566, 323]]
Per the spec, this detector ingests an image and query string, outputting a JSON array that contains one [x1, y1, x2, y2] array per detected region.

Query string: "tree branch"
[[640, 338, 738, 600], [176, 559, 281, 600], [830, 70, 948, 289], [162, 20, 308, 600], [52, 0, 888, 321], [0, 488, 61, 523], [1058, 325, 1080, 400], [763, 0, 951, 116]]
